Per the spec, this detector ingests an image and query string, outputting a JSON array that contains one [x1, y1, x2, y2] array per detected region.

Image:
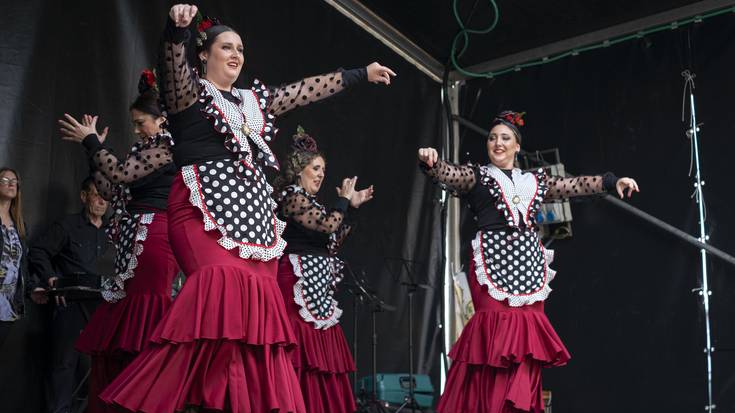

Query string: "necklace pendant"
[[241, 123, 251, 136]]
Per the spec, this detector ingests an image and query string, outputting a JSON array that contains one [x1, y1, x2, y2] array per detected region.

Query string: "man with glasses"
[[29, 177, 109, 413]]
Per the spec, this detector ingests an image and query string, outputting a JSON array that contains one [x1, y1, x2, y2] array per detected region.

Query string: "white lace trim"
[[101, 213, 155, 303], [199, 79, 278, 168], [480, 164, 539, 227]]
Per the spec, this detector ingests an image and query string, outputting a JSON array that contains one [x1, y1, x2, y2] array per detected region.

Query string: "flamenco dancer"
[[58, 70, 180, 412], [418, 111, 639, 413], [100, 4, 395, 412], [273, 128, 374, 413]]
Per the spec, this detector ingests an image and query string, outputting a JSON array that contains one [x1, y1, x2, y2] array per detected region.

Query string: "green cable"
[[450, 3, 735, 79], [450, 0, 500, 78]]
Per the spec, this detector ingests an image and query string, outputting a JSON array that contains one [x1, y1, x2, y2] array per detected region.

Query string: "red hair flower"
[[142, 69, 156, 88], [197, 19, 213, 33], [498, 111, 526, 127], [514, 113, 525, 126], [292, 125, 319, 153]]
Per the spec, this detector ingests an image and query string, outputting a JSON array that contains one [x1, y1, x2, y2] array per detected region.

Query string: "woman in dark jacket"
[[0, 166, 42, 413], [0, 167, 30, 326]]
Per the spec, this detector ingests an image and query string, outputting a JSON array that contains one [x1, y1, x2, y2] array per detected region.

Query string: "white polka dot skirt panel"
[[181, 161, 286, 262], [471, 229, 556, 307], [289, 254, 345, 330]]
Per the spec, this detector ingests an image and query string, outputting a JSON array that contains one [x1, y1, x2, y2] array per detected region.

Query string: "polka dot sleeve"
[[328, 221, 353, 255], [90, 138, 173, 185], [159, 20, 199, 114], [92, 170, 114, 201], [267, 71, 346, 116], [544, 174, 614, 200], [281, 191, 347, 234], [420, 159, 477, 196]]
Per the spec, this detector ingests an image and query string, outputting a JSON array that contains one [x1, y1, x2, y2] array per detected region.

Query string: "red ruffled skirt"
[[99, 174, 305, 413], [437, 259, 570, 413], [276, 257, 356, 413], [76, 212, 178, 413]]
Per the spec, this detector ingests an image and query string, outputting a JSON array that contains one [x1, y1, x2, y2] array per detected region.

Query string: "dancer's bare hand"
[[616, 177, 640, 199], [366, 62, 396, 85], [82, 114, 109, 143], [59, 114, 96, 143], [351, 185, 374, 208], [418, 147, 439, 168], [169, 4, 198, 28], [336, 176, 357, 200]]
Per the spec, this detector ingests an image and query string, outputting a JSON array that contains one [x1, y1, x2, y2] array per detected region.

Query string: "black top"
[[28, 211, 109, 284], [276, 185, 355, 256], [422, 160, 619, 231], [282, 197, 354, 256], [160, 19, 368, 168], [465, 168, 516, 231], [169, 91, 243, 167], [82, 133, 175, 213], [126, 163, 176, 212]]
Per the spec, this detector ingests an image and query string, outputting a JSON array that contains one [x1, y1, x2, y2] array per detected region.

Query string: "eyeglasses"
[[0, 178, 19, 186]]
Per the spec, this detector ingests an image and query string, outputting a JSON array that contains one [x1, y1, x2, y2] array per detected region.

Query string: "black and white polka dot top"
[[156, 19, 366, 261], [83, 132, 175, 213], [421, 159, 618, 231], [160, 20, 367, 168], [276, 185, 354, 329], [422, 159, 618, 306], [276, 185, 354, 256], [81, 132, 175, 302]]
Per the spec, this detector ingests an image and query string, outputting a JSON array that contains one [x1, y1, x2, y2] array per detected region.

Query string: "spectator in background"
[[29, 177, 109, 413], [0, 167, 30, 325]]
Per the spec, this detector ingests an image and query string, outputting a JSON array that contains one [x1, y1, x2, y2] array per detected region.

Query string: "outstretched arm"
[[418, 147, 476, 195], [544, 173, 639, 200], [267, 62, 396, 116]]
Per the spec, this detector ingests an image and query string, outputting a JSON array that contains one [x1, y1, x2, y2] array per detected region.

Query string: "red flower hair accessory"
[[497, 110, 526, 127], [193, 12, 222, 47], [137, 69, 158, 94], [292, 126, 319, 153]]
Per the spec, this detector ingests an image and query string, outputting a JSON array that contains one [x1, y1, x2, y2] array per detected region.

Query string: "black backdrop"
[[2, 1, 444, 411], [456, 14, 735, 413], [2, 1, 734, 413]]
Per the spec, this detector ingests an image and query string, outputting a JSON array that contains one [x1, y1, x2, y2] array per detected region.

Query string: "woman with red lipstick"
[[420, 111, 639, 413], [273, 128, 373, 413], [58, 70, 180, 413], [100, 4, 394, 412]]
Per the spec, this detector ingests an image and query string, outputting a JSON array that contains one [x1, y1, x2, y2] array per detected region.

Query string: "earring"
[[201, 60, 207, 75]]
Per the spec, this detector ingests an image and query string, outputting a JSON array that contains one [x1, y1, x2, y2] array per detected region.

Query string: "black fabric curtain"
[[456, 15, 735, 413], [2, 1, 444, 411], [4, 1, 735, 412]]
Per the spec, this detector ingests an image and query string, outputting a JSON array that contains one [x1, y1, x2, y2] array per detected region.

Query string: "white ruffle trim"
[[101, 213, 155, 303]]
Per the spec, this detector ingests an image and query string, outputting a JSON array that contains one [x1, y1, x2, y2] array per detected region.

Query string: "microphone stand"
[[343, 262, 395, 413], [385, 257, 433, 413]]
